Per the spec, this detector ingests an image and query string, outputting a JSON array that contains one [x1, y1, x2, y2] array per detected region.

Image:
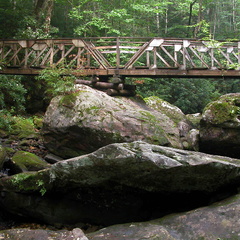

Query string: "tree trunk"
[[34, 0, 54, 34], [194, 0, 203, 38], [188, 0, 197, 37]]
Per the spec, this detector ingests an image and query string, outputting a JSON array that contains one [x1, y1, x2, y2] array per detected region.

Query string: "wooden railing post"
[[116, 37, 120, 68], [182, 40, 190, 70]]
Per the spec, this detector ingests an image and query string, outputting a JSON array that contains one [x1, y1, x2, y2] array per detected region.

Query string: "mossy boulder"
[[1, 141, 240, 226], [42, 85, 193, 158], [200, 93, 240, 158], [0, 145, 7, 170], [10, 151, 50, 173]]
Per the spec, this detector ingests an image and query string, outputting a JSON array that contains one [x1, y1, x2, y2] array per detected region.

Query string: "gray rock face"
[[0, 228, 89, 240], [42, 85, 192, 158], [200, 93, 240, 158], [186, 113, 202, 129], [87, 193, 240, 240], [145, 96, 195, 150], [0, 141, 240, 226]]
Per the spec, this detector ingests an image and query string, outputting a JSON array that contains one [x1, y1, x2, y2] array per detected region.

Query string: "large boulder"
[[0, 141, 240, 226], [42, 85, 193, 158], [87, 193, 240, 240], [200, 93, 240, 158]]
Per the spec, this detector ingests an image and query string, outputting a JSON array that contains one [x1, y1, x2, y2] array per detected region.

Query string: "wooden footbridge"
[[1, 37, 240, 78]]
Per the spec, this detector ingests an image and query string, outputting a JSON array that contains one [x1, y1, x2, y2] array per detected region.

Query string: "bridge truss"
[[0, 37, 240, 78]]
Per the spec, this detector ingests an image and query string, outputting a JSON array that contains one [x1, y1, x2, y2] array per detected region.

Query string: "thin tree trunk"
[[194, 0, 203, 38], [165, 9, 168, 34], [232, 0, 236, 32], [44, 0, 54, 33], [188, 0, 197, 26], [156, 6, 160, 35], [188, 0, 197, 37]]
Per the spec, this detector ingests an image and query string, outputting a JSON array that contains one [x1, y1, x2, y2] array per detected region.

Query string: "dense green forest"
[[0, 0, 240, 115]]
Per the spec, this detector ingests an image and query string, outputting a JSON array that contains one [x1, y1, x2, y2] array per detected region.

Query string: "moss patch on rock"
[[202, 93, 240, 126], [2, 170, 50, 195], [186, 113, 202, 129], [0, 145, 7, 169], [144, 96, 185, 124], [12, 151, 49, 172], [59, 92, 79, 109], [9, 117, 38, 139]]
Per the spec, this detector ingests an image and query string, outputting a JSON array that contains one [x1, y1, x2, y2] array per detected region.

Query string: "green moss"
[[10, 172, 36, 191], [0, 146, 7, 169], [12, 151, 49, 171], [32, 116, 43, 129], [207, 100, 240, 124], [8, 171, 49, 195], [59, 92, 79, 108], [144, 96, 184, 124], [10, 116, 37, 139], [84, 106, 101, 114]]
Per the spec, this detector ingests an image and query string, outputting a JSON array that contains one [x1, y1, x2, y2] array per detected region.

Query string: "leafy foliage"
[[37, 63, 77, 102], [0, 75, 26, 113], [0, 110, 14, 131], [136, 78, 220, 114]]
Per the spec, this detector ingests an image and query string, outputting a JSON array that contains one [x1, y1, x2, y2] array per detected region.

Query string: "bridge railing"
[[0, 37, 240, 73]]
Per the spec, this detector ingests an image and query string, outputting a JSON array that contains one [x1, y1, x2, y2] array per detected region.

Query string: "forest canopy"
[[0, 0, 239, 39], [0, 0, 240, 114]]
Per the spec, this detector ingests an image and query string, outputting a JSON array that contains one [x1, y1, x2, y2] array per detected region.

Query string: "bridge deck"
[[1, 37, 240, 78]]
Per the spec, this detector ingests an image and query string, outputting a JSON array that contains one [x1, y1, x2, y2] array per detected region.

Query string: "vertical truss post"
[[13, 44, 17, 66], [153, 47, 157, 68], [24, 48, 28, 68], [182, 40, 190, 70], [48, 40, 54, 66], [146, 51, 150, 67], [174, 44, 181, 67], [116, 37, 120, 68], [210, 48, 214, 69]]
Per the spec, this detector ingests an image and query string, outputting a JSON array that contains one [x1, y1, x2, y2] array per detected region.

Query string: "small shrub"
[[0, 110, 14, 132], [0, 75, 26, 113]]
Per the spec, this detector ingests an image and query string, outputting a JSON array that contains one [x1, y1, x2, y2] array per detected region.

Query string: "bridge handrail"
[[0, 37, 240, 76]]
